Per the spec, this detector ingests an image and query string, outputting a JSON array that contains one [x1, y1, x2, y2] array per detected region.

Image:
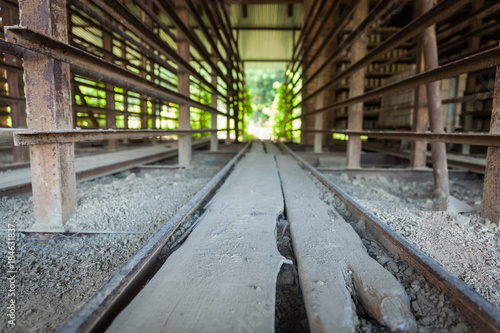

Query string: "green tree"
[[273, 81, 301, 141], [245, 69, 285, 123]]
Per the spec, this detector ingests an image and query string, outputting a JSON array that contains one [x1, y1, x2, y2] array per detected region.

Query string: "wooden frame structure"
[[2, 0, 500, 226], [0, 0, 245, 228], [282, 0, 500, 223]]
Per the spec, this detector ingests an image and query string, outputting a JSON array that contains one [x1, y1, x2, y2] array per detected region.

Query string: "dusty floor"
[[324, 172, 500, 310], [0, 151, 232, 332]]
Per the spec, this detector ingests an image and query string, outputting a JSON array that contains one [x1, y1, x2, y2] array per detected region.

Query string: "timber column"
[[410, 0, 429, 169], [419, 0, 449, 205], [19, 0, 77, 228], [211, 34, 219, 152], [103, 29, 117, 150], [176, 0, 192, 166], [3, 6, 29, 162], [347, 0, 368, 169], [482, 63, 500, 225]]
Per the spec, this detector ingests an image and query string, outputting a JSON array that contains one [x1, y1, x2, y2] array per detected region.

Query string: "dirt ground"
[[324, 172, 500, 310], [0, 152, 232, 332]]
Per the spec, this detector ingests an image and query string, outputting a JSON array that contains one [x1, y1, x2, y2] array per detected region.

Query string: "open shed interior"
[[1, 0, 500, 332]]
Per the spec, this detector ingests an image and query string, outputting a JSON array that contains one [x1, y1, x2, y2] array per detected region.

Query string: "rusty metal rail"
[[279, 142, 500, 333], [57, 142, 250, 333], [291, 46, 500, 120], [12, 129, 219, 146], [301, 129, 500, 147], [4, 27, 224, 116]]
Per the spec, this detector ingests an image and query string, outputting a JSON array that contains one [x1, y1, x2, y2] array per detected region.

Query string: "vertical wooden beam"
[[3, 6, 29, 162], [482, 62, 500, 225], [226, 61, 232, 145], [103, 29, 117, 150], [300, 0, 321, 147], [419, 0, 449, 205], [140, 8, 151, 136], [210, 35, 219, 152], [140, 56, 149, 132], [410, 2, 429, 169], [313, 60, 325, 154], [20, 0, 77, 228], [226, 95, 232, 144], [176, 0, 192, 165], [324, 1, 338, 146], [234, 94, 240, 142], [347, 0, 368, 169], [462, 0, 484, 155], [120, 38, 130, 146]]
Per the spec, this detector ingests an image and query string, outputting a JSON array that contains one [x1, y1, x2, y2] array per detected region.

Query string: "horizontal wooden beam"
[[4, 27, 226, 116], [13, 129, 219, 146], [301, 129, 500, 147]]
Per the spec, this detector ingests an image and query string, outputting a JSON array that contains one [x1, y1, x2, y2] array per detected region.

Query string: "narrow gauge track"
[[58, 142, 251, 333], [279, 142, 500, 332], [58, 141, 500, 332], [0, 140, 210, 197]]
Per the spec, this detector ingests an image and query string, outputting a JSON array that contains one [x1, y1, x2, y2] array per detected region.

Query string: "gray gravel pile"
[[311, 176, 473, 332], [324, 173, 500, 310], [0, 152, 232, 333]]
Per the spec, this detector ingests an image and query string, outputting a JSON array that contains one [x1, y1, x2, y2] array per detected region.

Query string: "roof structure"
[[229, 2, 303, 69]]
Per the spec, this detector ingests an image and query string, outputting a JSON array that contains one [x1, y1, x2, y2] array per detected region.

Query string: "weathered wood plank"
[[107, 147, 287, 332], [277, 155, 417, 333]]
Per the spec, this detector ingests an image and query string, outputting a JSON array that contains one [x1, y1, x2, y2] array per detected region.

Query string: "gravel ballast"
[[323, 172, 500, 310], [0, 152, 232, 332]]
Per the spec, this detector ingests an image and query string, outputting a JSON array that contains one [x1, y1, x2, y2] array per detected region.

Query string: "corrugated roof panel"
[[239, 30, 294, 61], [230, 4, 302, 69], [231, 4, 302, 28]]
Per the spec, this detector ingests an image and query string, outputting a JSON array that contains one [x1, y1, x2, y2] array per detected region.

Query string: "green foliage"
[[245, 69, 284, 123], [272, 81, 301, 141], [273, 84, 288, 139], [241, 88, 254, 137], [191, 88, 212, 138]]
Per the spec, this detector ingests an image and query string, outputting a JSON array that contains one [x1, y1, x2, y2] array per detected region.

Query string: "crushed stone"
[[0, 152, 232, 333], [309, 174, 474, 332], [323, 174, 500, 310]]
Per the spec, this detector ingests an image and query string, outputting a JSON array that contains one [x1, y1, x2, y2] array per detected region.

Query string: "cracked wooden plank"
[[107, 146, 287, 332], [277, 155, 417, 333]]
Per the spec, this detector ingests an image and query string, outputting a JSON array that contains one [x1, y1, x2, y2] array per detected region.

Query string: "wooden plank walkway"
[[107, 143, 288, 332], [276, 154, 417, 333], [105, 141, 416, 332]]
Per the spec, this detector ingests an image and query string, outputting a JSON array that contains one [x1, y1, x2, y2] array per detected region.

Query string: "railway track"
[[57, 141, 500, 332], [0, 140, 210, 197]]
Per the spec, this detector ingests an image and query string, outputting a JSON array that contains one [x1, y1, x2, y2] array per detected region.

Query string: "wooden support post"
[[482, 61, 500, 225], [140, 56, 149, 132], [20, 0, 77, 228], [176, 0, 192, 165], [313, 66, 325, 154], [103, 30, 117, 150], [462, 0, 484, 155], [234, 96, 239, 143], [120, 38, 130, 145], [420, 0, 449, 205], [299, 0, 314, 146], [225, 60, 232, 145], [225, 95, 231, 144], [324, 1, 338, 146], [3, 6, 29, 162], [139, 7, 151, 137], [313, 24, 327, 154], [410, 3, 429, 169], [210, 43, 219, 152], [347, 0, 368, 169]]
